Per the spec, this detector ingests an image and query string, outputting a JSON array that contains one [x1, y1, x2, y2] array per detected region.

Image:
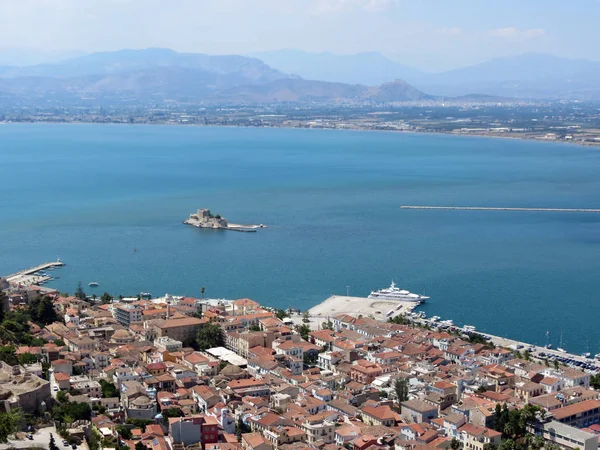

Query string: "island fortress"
[[184, 208, 266, 232], [185, 209, 229, 229]]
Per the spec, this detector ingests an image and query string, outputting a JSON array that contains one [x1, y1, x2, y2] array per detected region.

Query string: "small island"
[[183, 209, 266, 232]]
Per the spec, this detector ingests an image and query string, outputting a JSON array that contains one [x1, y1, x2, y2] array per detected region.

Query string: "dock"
[[5, 260, 65, 286], [401, 205, 600, 213]]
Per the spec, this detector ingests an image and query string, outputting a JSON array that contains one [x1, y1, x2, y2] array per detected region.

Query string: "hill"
[[249, 49, 425, 86], [416, 53, 600, 99], [0, 48, 430, 105]]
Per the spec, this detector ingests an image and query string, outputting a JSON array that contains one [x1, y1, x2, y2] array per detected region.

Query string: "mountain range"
[[1, 47, 600, 104], [0, 48, 430, 104], [252, 50, 600, 100]]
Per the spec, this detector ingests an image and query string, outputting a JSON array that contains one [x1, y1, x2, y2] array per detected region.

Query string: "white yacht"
[[89, 282, 99, 287], [368, 281, 429, 302]]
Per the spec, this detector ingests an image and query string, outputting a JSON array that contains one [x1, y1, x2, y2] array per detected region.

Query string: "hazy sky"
[[0, 0, 598, 71]]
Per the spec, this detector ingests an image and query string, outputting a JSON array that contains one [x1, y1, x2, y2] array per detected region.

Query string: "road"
[[0, 426, 56, 450]]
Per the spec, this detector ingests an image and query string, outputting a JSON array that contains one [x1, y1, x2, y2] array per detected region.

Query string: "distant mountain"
[[416, 53, 600, 99], [0, 48, 430, 104], [249, 49, 426, 86], [211, 79, 430, 104], [0, 48, 288, 84]]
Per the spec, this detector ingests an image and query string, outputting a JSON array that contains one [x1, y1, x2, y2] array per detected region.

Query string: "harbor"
[[5, 260, 65, 286]]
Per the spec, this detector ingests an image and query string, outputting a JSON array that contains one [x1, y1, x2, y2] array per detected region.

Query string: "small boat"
[[464, 325, 477, 332], [89, 282, 99, 287], [557, 348, 567, 353], [594, 353, 600, 360], [582, 352, 592, 358]]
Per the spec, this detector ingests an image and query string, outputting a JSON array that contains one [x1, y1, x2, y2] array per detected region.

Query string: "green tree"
[[136, 442, 147, 450], [0, 346, 17, 365], [35, 296, 59, 325], [57, 390, 69, 403], [49, 433, 59, 450], [274, 309, 289, 321], [0, 408, 22, 442], [387, 315, 410, 325], [321, 321, 333, 330], [126, 419, 153, 431], [248, 324, 261, 332], [100, 293, 113, 304], [75, 282, 86, 301], [523, 350, 531, 361], [498, 439, 515, 450], [196, 323, 224, 350], [450, 438, 461, 450], [193, 306, 204, 319], [162, 407, 184, 418], [553, 359, 560, 370], [99, 379, 119, 398], [590, 374, 600, 389], [394, 378, 409, 403], [302, 311, 310, 323], [54, 339, 66, 347], [18, 352, 38, 365], [116, 425, 132, 439], [299, 324, 311, 341]]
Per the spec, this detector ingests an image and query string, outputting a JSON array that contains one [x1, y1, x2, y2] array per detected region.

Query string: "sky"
[[0, 0, 599, 71]]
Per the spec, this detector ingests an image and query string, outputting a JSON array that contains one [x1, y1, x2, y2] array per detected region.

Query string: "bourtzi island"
[[0, 266, 599, 450], [184, 208, 266, 232]]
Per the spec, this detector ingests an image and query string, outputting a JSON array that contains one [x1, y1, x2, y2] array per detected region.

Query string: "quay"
[[5, 260, 64, 286], [306, 295, 420, 324], [401, 205, 600, 213]]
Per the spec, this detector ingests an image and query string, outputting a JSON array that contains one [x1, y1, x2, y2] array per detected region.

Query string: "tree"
[[321, 321, 333, 330], [162, 407, 184, 418], [54, 339, 66, 347], [498, 439, 515, 450], [200, 287, 205, 299], [136, 442, 147, 450], [57, 390, 69, 403], [75, 282, 86, 301], [100, 293, 113, 304], [248, 324, 261, 332], [0, 346, 17, 365], [590, 374, 600, 390], [99, 379, 119, 398], [299, 324, 310, 341], [18, 352, 38, 365], [49, 433, 59, 450], [116, 425, 132, 440], [193, 306, 203, 319], [274, 309, 289, 321], [0, 408, 22, 443], [523, 350, 531, 361], [553, 359, 560, 370], [302, 311, 310, 323], [394, 378, 409, 403], [126, 418, 153, 431], [450, 438, 461, 450], [196, 323, 224, 350]]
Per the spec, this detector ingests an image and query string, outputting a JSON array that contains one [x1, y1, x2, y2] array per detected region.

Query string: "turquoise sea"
[[1, 124, 599, 353]]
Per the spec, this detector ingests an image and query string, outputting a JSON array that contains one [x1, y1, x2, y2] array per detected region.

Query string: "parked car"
[[53, 386, 59, 391], [26, 434, 34, 440], [72, 444, 77, 449], [63, 440, 69, 446]]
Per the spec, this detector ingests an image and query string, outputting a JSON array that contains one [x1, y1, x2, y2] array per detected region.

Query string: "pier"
[[401, 205, 600, 213], [5, 260, 64, 286]]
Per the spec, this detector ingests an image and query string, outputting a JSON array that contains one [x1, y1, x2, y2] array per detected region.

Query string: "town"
[[3, 101, 600, 147], [1, 272, 600, 450]]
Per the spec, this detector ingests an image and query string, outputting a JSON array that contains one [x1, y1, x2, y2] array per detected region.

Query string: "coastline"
[[1, 119, 597, 149]]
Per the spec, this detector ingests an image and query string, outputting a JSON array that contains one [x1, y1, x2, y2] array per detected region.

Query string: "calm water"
[[1, 124, 599, 353]]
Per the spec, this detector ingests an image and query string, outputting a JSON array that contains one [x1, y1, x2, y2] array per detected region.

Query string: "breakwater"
[[401, 206, 600, 213]]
